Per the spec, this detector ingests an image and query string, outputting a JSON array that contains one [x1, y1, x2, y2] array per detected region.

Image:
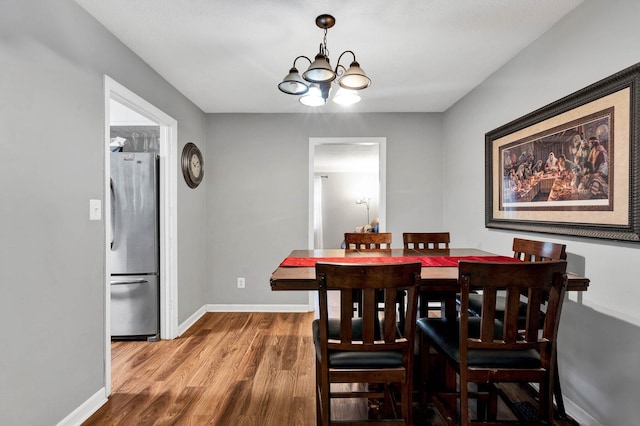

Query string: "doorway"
[[307, 137, 387, 309], [103, 76, 179, 394], [309, 137, 387, 248]]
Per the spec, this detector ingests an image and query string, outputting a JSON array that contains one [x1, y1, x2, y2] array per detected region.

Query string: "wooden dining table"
[[271, 248, 589, 317], [270, 247, 589, 419]]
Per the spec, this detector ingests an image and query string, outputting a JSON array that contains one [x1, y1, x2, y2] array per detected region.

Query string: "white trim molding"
[[206, 304, 313, 313], [55, 388, 107, 426], [103, 75, 179, 398]]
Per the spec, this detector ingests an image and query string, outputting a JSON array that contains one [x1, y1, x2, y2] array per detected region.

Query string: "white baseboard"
[[177, 305, 207, 336], [564, 396, 602, 426], [206, 304, 313, 313], [56, 387, 107, 426], [176, 304, 313, 336]]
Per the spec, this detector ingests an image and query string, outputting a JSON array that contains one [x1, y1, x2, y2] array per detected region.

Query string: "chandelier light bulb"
[[333, 88, 361, 105], [299, 85, 326, 106]]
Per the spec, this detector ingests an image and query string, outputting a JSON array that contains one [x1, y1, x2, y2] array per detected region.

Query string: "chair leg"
[[316, 359, 330, 426], [419, 293, 427, 318], [541, 375, 554, 424], [404, 366, 414, 425], [460, 372, 470, 425], [476, 383, 488, 420], [488, 384, 498, 421], [553, 351, 567, 418], [315, 359, 321, 425], [419, 333, 446, 403], [473, 383, 498, 421], [419, 332, 430, 406], [382, 384, 394, 418], [315, 388, 321, 426]]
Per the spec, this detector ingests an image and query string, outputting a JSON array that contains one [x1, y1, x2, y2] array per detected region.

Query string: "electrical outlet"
[[237, 277, 245, 289]]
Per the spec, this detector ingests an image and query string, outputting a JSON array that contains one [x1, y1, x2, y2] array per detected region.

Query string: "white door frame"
[[308, 137, 387, 309], [103, 76, 179, 394]]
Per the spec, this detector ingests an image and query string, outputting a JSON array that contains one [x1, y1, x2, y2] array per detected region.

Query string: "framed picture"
[[485, 62, 640, 242]]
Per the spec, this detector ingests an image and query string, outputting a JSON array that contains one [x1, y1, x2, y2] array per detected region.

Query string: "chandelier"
[[277, 14, 371, 107]]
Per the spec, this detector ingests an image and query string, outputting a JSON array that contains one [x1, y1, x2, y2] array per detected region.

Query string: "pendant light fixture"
[[278, 14, 371, 106]]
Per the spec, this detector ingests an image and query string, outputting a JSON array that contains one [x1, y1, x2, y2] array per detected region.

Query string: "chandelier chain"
[[322, 28, 330, 59]]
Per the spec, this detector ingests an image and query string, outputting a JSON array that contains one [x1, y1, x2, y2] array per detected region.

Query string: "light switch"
[[89, 199, 102, 220]]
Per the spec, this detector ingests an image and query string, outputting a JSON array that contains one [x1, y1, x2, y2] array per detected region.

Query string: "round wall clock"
[[181, 142, 204, 188]]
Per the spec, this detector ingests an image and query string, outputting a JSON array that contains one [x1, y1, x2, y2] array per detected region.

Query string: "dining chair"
[[465, 237, 568, 417], [344, 232, 392, 250], [313, 261, 421, 426], [403, 232, 450, 250], [403, 232, 451, 317], [418, 260, 568, 425]]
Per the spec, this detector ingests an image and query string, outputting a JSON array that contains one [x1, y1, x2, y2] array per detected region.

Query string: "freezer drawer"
[[111, 274, 159, 339]]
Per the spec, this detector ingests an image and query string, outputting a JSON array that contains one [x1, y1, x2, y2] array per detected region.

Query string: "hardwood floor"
[[83, 312, 577, 425], [84, 312, 316, 425]]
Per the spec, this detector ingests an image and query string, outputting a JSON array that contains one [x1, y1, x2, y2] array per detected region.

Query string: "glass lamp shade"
[[278, 68, 309, 95], [338, 61, 371, 90], [332, 88, 361, 105], [299, 84, 327, 107], [302, 54, 336, 83]]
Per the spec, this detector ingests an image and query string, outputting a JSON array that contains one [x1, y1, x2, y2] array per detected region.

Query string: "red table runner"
[[279, 255, 519, 268]]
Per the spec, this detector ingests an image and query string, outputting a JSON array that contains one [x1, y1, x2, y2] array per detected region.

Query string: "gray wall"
[[442, 0, 640, 424], [0, 0, 206, 424], [205, 113, 443, 306]]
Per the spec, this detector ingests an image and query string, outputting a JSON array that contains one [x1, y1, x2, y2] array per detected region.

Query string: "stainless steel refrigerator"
[[110, 152, 159, 340]]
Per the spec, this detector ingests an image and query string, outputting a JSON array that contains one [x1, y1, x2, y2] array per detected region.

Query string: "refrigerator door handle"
[[110, 178, 116, 249], [111, 279, 148, 286]]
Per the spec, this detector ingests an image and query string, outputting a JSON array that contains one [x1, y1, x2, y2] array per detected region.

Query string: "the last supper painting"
[[485, 62, 640, 242], [500, 110, 612, 211]]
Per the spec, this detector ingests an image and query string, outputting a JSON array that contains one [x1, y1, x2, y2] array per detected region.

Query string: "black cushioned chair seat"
[[313, 318, 403, 368], [417, 317, 540, 369], [328, 350, 403, 368]]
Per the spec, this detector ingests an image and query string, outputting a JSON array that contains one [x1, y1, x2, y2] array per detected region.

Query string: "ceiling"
[[75, 0, 583, 114]]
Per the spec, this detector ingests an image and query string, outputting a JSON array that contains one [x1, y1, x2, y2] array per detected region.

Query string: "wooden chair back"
[[344, 232, 392, 250], [316, 262, 421, 348], [457, 260, 568, 424], [512, 237, 567, 261], [315, 262, 421, 425], [403, 232, 450, 250]]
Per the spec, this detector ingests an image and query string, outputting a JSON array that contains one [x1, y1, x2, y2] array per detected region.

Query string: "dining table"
[[271, 247, 589, 317], [270, 247, 590, 420]]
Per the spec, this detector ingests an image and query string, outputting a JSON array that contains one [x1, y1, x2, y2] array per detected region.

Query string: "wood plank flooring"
[[84, 312, 317, 425], [83, 312, 577, 425]]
